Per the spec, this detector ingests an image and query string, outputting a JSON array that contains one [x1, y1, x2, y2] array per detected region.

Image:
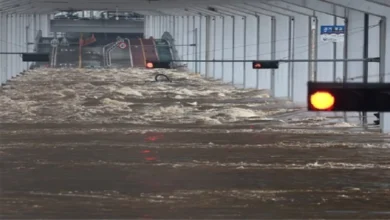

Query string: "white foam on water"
[[115, 87, 143, 97], [0, 67, 380, 134]]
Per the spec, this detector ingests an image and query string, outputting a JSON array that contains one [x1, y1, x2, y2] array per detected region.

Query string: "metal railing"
[[102, 38, 133, 67], [50, 46, 58, 67]]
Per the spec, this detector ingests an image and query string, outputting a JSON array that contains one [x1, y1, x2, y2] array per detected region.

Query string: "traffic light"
[[252, 60, 279, 69], [145, 61, 171, 69], [307, 82, 390, 112]]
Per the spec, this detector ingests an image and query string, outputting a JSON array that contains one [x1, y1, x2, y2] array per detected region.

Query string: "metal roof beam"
[[225, 4, 278, 17], [322, 0, 388, 16], [0, 0, 27, 8], [233, 3, 289, 17], [27, 0, 240, 10], [366, 0, 390, 7], [2, 4, 34, 13], [183, 8, 203, 16], [208, 5, 248, 17], [134, 10, 166, 16], [281, 0, 346, 17], [220, 4, 259, 17], [262, 1, 314, 16], [242, 1, 307, 17], [159, 9, 198, 16], [189, 6, 223, 16]]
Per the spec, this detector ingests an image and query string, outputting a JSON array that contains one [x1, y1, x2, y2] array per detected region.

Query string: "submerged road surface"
[[1, 68, 390, 219]]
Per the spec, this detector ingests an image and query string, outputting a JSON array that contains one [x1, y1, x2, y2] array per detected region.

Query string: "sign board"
[[118, 42, 127, 49], [60, 37, 69, 46], [320, 25, 345, 42], [50, 38, 59, 47]]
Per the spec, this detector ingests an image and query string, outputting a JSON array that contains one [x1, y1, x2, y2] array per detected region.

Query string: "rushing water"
[[1, 68, 389, 219]]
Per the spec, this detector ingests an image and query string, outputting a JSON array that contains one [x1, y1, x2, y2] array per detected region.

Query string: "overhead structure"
[[0, 0, 389, 133]]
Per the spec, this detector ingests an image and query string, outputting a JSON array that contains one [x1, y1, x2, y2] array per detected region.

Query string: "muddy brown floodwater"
[[1, 68, 390, 219]]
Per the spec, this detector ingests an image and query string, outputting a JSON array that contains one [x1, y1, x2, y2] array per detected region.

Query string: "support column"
[[308, 16, 318, 82], [243, 16, 247, 88], [32, 14, 37, 53], [255, 15, 260, 89], [186, 16, 190, 62], [160, 16, 163, 36], [24, 14, 29, 70], [166, 16, 169, 33], [181, 16, 185, 62], [10, 15, 15, 78], [193, 16, 198, 73], [204, 16, 210, 77], [200, 16, 206, 74], [17, 15, 22, 74], [144, 16, 148, 37], [212, 16, 216, 78], [362, 13, 369, 126], [231, 16, 235, 84], [345, 9, 365, 123], [0, 13, 3, 84], [3, 15, 9, 83], [332, 7, 337, 82], [270, 16, 276, 97], [221, 16, 225, 80], [172, 16, 176, 40], [257, 15, 272, 91], [150, 16, 153, 37], [288, 17, 295, 99], [221, 16, 232, 82]]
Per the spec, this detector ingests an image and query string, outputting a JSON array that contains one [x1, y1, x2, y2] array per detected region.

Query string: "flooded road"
[[1, 68, 390, 219]]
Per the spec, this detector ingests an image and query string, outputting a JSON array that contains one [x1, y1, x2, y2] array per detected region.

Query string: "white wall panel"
[[214, 16, 223, 80], [346, 10, 364, 82], [368, 15, 380, 83], [233, 16, 245, 87], [257, 15, 272, 90], [291, 15, 309, 103], [335, 17, 345, 81], [274, 15, 289, 98], [244, 15, 258, 88], [316, 12, 335, 82], [222, 16, 233, 83], [1, 13, 50, 86]]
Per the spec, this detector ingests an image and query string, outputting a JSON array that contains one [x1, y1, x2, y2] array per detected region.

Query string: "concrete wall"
[[144, 6, 386, 131], [0, 13, 50, 84]]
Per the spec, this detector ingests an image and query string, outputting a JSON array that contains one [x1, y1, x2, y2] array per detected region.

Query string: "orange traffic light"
[[310, 91, 335, 110], [308, 82, 390, 112], [146, 62, 154, 68], [145, 61, 171, 69], [252, 60, 279, 69]]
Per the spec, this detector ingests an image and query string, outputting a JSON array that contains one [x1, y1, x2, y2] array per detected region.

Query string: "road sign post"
[[50, 39, 59, 47], [118, 42, 127, 49]]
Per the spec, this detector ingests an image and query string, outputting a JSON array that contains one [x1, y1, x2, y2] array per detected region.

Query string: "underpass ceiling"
[[0, 0, 253, 13], [0, 0, 388, 16]]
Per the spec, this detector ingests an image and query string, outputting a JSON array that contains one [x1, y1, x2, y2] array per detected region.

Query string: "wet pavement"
[[1, 68, 390, 219]]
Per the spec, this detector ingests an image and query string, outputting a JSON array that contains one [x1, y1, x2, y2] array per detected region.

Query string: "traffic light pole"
[[362, 13, 370, 127], [173, 58, 380, 62]]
